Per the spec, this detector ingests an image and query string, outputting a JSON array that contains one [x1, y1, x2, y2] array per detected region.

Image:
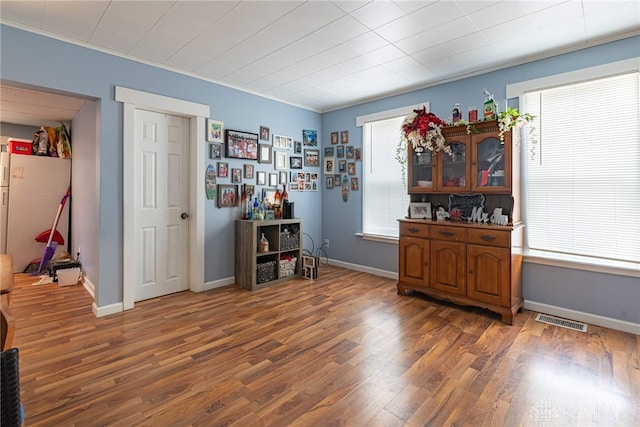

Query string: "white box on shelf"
[[57, 267, 80, 286]]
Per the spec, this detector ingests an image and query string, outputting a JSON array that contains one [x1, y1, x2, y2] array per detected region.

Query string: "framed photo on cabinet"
[[409, 202, 431, 219]]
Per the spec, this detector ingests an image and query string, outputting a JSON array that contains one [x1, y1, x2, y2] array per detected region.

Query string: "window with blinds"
[[523, 72, 640, 264], [362, 116, 410, 238]]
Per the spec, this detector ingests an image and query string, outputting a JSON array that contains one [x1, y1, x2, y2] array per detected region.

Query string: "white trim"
[[81, 274, 96, 299], [115, 86, 209, 311], [524, 300, 640, 335], [506, 57, 639, 98], [356, 232, 399, 245], [202, 276, 236, 291], [327, 258, 397, 280], [355, 102, 429, 127], [524, 251, 639, 278], [93, 301, 124, 318]]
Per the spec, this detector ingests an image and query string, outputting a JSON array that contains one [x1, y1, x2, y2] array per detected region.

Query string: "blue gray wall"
[[322, 36, 639, 325], [2, 23, 637, 326]]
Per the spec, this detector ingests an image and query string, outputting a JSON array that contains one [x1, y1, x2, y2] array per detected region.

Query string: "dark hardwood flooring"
[[8, 265, 639, 426]]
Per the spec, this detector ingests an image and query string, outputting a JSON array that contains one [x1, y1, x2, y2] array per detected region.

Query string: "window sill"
[[523, 250, 639, 278], [356, 232, 399, 245]]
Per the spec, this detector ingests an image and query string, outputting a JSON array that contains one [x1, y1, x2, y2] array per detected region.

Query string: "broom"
[[35, 188, 71, 275]]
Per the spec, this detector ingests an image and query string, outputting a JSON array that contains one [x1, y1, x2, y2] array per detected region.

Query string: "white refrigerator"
[[0, 151, 71, 273]]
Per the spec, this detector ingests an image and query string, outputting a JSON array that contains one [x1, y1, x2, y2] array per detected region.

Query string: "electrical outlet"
[[324, 239, 330, 247]]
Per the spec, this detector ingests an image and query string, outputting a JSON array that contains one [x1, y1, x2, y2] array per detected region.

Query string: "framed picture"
[[279, 171, 288, 185], [340, 130, 349, 144], [257, 171, 266, 185], [304, 149, 320, 167], [351, 177, 359, 191], [409, 202, 432, 219], [323, 157, 335, 174], [260, 126, 270, 141], [243, 164, 254, 179], [263, 188, 276, 205], [245, 185, 255, 197], [324, 147, 334, 157], [205, 164, 216, 200], [209, 143, 222, 160], [217, 161, 229, 178], [326, 176, 334, 189], [273, 134, 293, 150], [336, 145, 344, 158], [258, 144, 272, 164], [290, 156, 303, 169], [217, 184, 238, 208], [274, 151, 287, 170], [338, 160, 346, 173], [303, 129, 317, 146], [207, 119, 224, 143], [231, 168, 242, 183], [265, 210, 275, 220], [346, 146, 354, 159], [294, 141, 302, 153], [331, 131, 339, 145], [269, 173, 278, 187], [226, 129, 258, 160], [355, 148, 362, 160], [348, 162, 356, 175]]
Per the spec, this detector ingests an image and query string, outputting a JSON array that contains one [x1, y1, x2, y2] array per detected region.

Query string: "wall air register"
[[535, 313, 587, 332]]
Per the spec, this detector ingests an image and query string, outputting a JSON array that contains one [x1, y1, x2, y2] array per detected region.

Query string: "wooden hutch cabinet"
[[398, 121, 524, 324]]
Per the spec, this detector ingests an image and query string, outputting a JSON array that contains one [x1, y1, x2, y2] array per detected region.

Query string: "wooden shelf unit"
[[235, 218, 303, 290]]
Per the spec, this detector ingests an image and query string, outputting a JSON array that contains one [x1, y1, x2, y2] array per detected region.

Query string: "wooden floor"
[[8, 266, 639, 426]]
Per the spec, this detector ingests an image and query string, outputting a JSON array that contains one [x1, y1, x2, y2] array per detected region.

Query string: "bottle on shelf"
[[240, 184, 248, 220], [281, 184, 288, 203], [259, 233, 269, 253], [253, 195, 259, 220], [274, 187, 281, 218], [483, 88, 497, 120], [452, 103, 462, 123]]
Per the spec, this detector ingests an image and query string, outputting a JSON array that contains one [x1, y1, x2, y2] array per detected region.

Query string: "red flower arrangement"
[[400, 106, 451, 155]]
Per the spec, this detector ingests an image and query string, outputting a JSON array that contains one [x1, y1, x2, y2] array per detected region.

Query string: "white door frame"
[[116, 86, 209, 310]]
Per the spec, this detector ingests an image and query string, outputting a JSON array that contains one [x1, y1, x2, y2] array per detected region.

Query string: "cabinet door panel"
[[471, 132, 511, 192], [467, 244, 510, 306], [430, 240, 465, 295], [399, 237, 429, 286]]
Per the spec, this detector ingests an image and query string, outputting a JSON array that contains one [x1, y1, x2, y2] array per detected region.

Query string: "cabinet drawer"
[[430, 226, 466, 242], [400, 222, 429, 238], [467, 229, 510, 248]]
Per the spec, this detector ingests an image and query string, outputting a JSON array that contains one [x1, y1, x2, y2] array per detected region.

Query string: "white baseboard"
[[81, 273, 95, 299], [93, 301, 123, 318], [326, 258, 397, 280], [202, 276, 236, 291], [524, 300, 640, 335]]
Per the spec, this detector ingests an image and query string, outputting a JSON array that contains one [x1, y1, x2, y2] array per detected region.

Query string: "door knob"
[[181, 212, 189, 219]]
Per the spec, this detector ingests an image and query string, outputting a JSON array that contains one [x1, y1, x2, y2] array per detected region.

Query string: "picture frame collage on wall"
[[325, 129, 360, 193], [207, 121, 326, 207]]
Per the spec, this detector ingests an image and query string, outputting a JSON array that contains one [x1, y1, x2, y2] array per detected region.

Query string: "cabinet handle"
[[481, 235, 496, 242], [408, 228, 420, 233], [440, 231, 454, 237]]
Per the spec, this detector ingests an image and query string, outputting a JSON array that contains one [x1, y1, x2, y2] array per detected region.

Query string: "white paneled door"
[[134, 109, 190, 301]]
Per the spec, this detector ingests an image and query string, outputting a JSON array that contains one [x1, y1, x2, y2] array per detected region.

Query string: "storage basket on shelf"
[[280, 231, 300, 251], [279, 257, 297, 278], [256, 261, 276, 284]]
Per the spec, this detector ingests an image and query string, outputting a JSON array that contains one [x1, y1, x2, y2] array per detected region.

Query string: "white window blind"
[[362, 116, 409, 238], [524, 72, 640, 264]]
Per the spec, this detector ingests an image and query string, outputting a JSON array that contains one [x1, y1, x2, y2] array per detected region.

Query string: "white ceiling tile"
[[375, 14, 430, 43], [395, 30, 440, 55], [411, 45, 455, 66], [584, 2, 640, 37], [392, 1, 434, 15], [40, 1, 109, 41], [131, 30, 191, 63], [455, 1, 499, 15], [441, 31, 489, 55], [331, 1, 372, 14], [525, 1, 584, 30], [165, 41, 226, 73], [350, 0, 407, 29], [90, 26, 140, 54], [429, 16, 478, 43], [467, 1, 527, 30], [153, 2, 240, 40], [479, 15, 535, 45], [411, 1, 466, 27], [0, 1, 46, 28]]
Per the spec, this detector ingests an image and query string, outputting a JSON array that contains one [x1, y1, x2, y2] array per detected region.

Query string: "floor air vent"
[[535, 313, 587, 332]]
